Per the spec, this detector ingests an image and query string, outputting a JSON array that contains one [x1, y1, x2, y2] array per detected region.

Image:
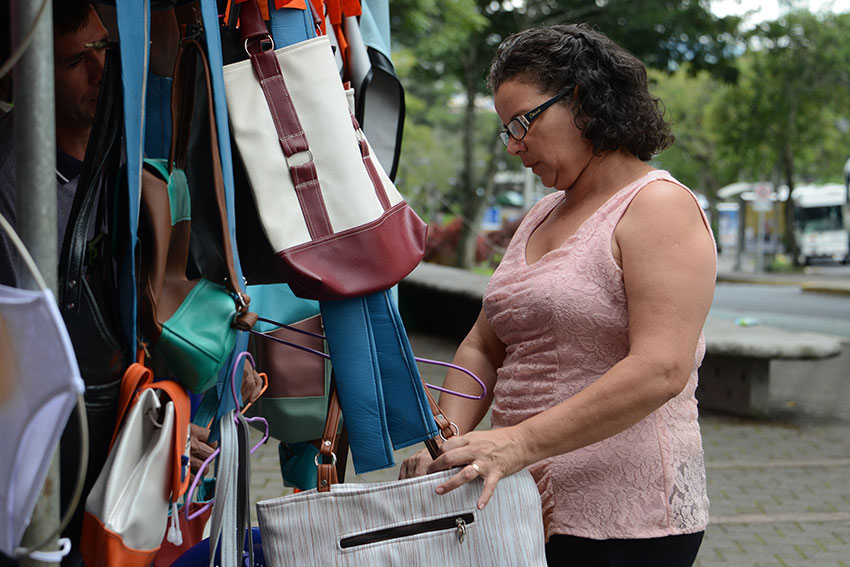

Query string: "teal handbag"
[[136, 39, 254, 393], [157, 278, 239, 393]]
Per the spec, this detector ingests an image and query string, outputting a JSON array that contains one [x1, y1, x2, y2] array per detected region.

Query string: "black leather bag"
[[57, 48, 131, 559]]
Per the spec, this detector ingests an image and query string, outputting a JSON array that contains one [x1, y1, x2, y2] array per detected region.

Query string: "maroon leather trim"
[[276, 203, 427, 300], [249, 43, 333, 240], [291, 162, 332, 239], [255, 57, 310, 156], [350, 113, 391, 210], [239, 0, 269, 44], [359, 138, 391, 210]]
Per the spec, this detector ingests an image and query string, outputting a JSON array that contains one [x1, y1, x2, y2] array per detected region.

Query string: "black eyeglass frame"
[[498, 89, 572, 147]]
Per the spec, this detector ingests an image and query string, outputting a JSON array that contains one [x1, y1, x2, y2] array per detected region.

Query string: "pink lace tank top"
[[483, 170, 712, 540]]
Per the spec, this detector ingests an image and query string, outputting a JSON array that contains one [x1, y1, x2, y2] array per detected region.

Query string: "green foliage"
[[718, 11, 850, 183], [388, 1, 850, 268]]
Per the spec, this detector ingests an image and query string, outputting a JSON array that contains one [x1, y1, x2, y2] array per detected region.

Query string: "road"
[[711, 282, 850, 338]]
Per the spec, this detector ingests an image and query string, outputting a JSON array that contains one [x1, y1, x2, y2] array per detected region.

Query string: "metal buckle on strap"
[[244, 34, 274, 56], [439, 422, 460, 442], [314, 452, 338, 467], [285, 150, 314, 169]]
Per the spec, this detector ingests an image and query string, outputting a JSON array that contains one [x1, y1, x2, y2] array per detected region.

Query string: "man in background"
[[0, 0, 108, 287]]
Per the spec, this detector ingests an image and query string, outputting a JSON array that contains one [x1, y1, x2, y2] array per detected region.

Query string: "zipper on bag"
[[339, 512, 475, 549]]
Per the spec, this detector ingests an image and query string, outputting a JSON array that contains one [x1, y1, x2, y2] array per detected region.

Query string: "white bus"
[[791, 183, 849, 264]]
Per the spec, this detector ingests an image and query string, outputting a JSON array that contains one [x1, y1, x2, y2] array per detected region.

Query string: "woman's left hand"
[[427, 427, 528, 510]]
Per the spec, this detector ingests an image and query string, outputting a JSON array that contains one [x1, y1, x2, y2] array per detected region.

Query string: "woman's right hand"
[[398, 448, 434, 479]]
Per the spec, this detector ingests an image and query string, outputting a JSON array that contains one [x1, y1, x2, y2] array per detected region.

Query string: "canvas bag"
[[256, 381, 547, 566], [79, 361, 192, 567], [222, 0, 427, 300]]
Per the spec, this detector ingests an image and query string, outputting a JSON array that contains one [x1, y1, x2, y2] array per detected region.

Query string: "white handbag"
[[222, 0, 426, 300], [256, 468, 546, 566], [80, 363, 191, 567], [255, 382, 547, 566]]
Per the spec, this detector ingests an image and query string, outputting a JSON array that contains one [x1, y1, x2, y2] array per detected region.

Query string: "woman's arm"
[[399, 309, 506, 478], [428, 180, 717, 508], [434, 310, 505, 433]]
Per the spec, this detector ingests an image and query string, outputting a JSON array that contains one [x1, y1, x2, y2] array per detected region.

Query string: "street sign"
[[753, 183, 773, 211]]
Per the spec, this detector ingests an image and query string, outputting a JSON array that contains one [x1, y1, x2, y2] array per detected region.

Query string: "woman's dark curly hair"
[[487, 24, 673, 161]]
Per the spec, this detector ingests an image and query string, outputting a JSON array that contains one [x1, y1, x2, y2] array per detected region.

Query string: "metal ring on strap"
[[314, 451, 338, 467], [284, 149, 314, 169], [243, 34, 274, 56], [439, 422, 460, 442]]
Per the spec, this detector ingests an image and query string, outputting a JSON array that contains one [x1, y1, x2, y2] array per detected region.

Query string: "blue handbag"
[[320, 290, 438, 474]]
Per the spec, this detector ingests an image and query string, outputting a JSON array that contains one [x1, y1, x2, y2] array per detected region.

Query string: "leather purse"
[[137, 37, 255, 393], [255, 384, 547, 566], [245, 283, 331, 444], [222, 0, 426, 300], [56, 47, 130, 552], [79, 360, 191, 567]]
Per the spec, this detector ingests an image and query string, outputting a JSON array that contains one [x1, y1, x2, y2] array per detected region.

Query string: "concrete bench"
[[400, 263, 844, 418], [697, 318, 843, 417]]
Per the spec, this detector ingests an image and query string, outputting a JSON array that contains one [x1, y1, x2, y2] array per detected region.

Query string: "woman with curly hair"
[[400, 24, 715, 566]]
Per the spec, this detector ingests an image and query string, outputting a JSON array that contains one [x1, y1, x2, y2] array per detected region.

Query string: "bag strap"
[[58, 48, 123, 319], [238, 0, 392, 242], [145, 379, 193, 503], [169, 37, 254, 326], [108, 357, 155, 450], [209, 410, 253, 567], [316, 377, 456, 492]]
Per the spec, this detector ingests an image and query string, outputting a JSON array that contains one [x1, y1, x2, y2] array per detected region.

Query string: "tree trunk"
[[779, 143, 801, 266], [455, 65, 484, 269]]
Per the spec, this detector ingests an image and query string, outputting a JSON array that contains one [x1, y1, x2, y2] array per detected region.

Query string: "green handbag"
[[136, 39, 254, 393], [157, 278, 239, 393]]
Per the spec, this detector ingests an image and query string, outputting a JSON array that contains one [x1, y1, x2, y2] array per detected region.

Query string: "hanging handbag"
[[245, 283, 331, 444], [137, 36, 255, 393], [255, 383, 547, 566], [79, 359, 192, 567], [54, 46, 132, 554], [0, 213, 87, 560], [222, 0, 426, 300]]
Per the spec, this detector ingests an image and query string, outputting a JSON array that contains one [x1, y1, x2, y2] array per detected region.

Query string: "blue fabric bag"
[[320, 290, 438, 474]]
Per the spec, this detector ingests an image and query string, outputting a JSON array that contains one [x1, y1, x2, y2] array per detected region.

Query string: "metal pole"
[[756, 209, 766, 273], [13, 0, 60, 564], [734, 197, 745, 272]]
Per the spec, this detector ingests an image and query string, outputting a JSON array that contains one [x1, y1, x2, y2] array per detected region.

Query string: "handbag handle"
[[315, 375, 457, 492], [238, 0, 391, 242], [168, 35, 254, 326]]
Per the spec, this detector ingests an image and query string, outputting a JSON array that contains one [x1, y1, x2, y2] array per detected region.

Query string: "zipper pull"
[[456, 517, 467, 545]]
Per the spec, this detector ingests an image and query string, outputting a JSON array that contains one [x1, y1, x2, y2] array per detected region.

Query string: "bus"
[[791, 183, 849, 264]]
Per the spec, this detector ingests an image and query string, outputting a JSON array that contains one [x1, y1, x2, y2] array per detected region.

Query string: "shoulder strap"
[[144, 379, 192, 502], [108, 359, 155, 450], [170, 38, 254, 327]]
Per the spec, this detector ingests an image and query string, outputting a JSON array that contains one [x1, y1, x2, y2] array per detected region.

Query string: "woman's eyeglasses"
[[498, 90, 572, 147]]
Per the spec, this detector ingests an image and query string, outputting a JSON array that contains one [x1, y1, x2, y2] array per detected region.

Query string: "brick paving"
[[248, 331, 850, 566]]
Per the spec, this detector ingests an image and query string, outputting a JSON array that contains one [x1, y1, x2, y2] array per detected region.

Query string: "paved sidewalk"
[[248, 331, 850, 566]]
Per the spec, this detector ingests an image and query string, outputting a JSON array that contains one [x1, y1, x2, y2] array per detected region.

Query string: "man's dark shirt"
[[0, 112, 82, 287]]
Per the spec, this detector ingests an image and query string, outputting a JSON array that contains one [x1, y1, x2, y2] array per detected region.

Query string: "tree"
[[716, 10, 850, 264], [649, 66, 737, 233], [392, 0, 743, 268]]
